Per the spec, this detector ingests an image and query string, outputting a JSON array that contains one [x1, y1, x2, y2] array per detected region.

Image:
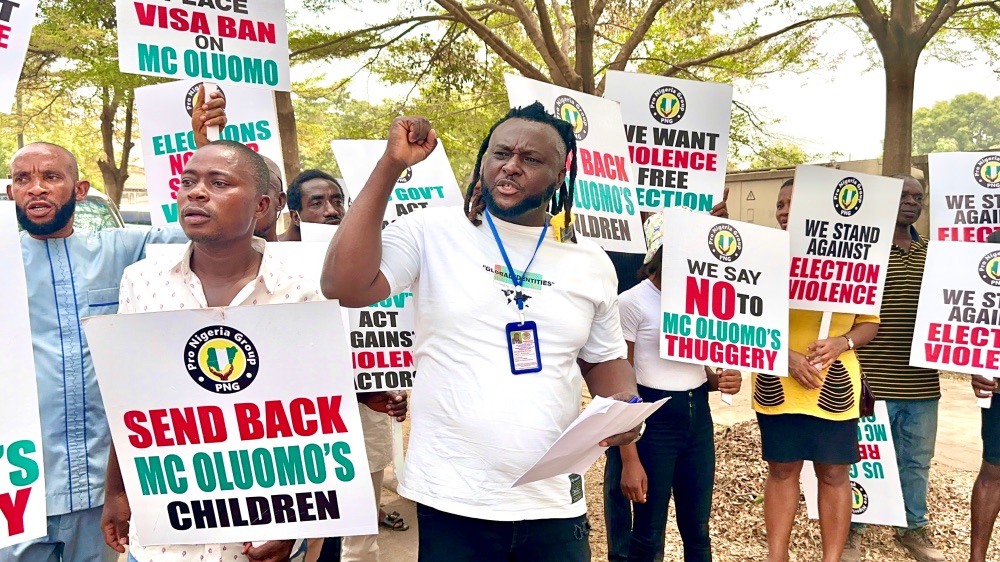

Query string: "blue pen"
[[628, 396, 642, 404]]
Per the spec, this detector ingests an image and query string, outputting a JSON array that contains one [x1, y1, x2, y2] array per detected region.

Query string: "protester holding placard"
[[281, 170, 347, 241], [752, 179, 880, 562], [322, 105, 641, 562]]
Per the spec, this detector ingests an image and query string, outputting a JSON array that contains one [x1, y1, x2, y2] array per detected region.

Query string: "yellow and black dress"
[[752, 309, 879, 464]]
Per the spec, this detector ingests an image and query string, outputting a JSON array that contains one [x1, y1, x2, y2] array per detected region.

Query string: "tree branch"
[[603, 0, 670, 74], [290, 15, 453, 58], [119, 89, 135, 179], [591, 0, 607, 23], [533, 0, 577, 86], [571, 0, 595, 92], [550, 0, 572, 55], [853, 0, 889, 43], [919, 0, 960, 45]]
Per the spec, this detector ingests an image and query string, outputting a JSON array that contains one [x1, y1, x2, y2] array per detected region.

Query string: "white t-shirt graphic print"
[[379, 207, 627, 520]]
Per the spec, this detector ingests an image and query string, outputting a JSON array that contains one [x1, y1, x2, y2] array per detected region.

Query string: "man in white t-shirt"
[[320, 104, 641, 561]]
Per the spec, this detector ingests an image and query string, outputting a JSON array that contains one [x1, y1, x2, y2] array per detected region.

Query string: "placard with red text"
[[788, 165, 901, 315], [929, 152, 1000, 242], [0, 0, 38, 113]]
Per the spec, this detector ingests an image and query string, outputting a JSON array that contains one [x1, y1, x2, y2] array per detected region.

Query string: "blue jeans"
[[605, 449, 663, 562], [886, 399, 939, 531]]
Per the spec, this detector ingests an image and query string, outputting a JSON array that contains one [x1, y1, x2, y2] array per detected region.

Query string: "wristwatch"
[[631, 422, 646, 444], [845, 335, 855, 350]]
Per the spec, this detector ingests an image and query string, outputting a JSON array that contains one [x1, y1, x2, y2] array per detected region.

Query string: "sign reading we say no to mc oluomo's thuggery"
[[0, 203, 47, 548], [505, 74, 645, 253], [787, 165, 902, 316], [136, 79, 284, 227], [603, 71, 732, 213], [82, 301, 376, 544], [0, 0, 39, 114], [659, 208, 789, 375], [116, 0, 290, 90], [929, 152, 1000, 242]]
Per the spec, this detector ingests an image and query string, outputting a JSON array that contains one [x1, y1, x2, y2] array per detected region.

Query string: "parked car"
[[117, 204, 152, 227]]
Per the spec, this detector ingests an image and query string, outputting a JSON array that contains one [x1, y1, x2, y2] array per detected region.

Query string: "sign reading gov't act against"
[[603, 71, 732, 213], [505, 74, 645, 253], [788, 165, 902, 315], [802, 402, 906, 526], [116, 0, 290, 90], [929, 152, 1000, 242], [0, 0, 38, 114], [82, 302, 376, 544], [0, 203, 46, 548], [910, 241, 1000, 374], [659, 208, 788, 375], [136, 79, 284, 226]]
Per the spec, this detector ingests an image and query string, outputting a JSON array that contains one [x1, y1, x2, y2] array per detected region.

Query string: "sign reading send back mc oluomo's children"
[[603, 71, 732, 213], [505, 74, 645, 254], [82, 302, 376, 544], [116, 0, 290, 90], [659, 208, 789, 375], [788, 165, 902, 315], [929, 152, 1000, 242]]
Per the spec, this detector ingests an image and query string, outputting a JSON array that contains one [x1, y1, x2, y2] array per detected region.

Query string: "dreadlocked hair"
[[463, 101, 578, 239]]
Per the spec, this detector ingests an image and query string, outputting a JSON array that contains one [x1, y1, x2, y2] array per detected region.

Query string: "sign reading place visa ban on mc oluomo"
[[787, 165, 902, 315]]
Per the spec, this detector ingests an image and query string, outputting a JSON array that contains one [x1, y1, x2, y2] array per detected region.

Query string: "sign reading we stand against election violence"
[[0, 203, 47, 548], [0, 0, 38, 114], [929, 152, 1000, 242], [603, 71, 732, 213], [788, 165, 902, 315], [505, 74, 645, 253], [116, 0, 290, 90], [82, 301, 376, 544], [136, 79, 284, 227], [659, 208, 789, 375]]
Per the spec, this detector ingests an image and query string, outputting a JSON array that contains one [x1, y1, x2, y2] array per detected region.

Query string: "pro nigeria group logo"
[[397, 167, 413, 184], [979, 250, 1000, 286], [833, 177, 864, 218], [184, 82, 225, 117], [186, 325, 259, 394], [555, 95, 589, 141], [707, 223, 743, 263], [649, 86, 686, 126], [974, 155, 1000, 189], [851, 481, 869, 515]]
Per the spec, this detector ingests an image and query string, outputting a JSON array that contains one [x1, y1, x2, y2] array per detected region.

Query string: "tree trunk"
[[274, 91, 301, 182], [880, 46, 919, 176]]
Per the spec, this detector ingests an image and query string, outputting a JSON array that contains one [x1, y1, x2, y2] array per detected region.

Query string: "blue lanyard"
[[484, 210, 548, 324]]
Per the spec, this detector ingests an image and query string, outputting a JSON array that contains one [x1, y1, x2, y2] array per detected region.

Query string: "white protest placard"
[[330, 140, 464, 225], [116, 0, 290, 90], [929, 152, 1000, 242], [787, 165, 902, 315], [505, 74, 645, 253], [802, 402, 907, 527], [659, 208, 789, 375], [0, 202, 46, 547], [82, 301, 376, 545], [136, 79, 284, 226], [910, 241, 1000, 375], [603, 71, 732, 213], [0, 0, 37, 114]]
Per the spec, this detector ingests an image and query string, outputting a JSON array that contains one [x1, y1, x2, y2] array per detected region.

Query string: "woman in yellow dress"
[[753, 178, 879, 562]]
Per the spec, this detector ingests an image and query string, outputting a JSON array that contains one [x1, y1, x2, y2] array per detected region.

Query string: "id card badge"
[[506, 321, 542, 375]]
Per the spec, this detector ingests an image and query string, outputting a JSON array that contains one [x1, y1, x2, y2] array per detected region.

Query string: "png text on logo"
[[832, 177, 864, 218], [649, 86, 686, 126], [851, 481, 869, 515], [397, 167, 413, 184], [707, 223, 743, 263], [555, 95, 589, 141], [974, 155, 1000, 189], [979, 250, 1000, 287], [184, 82, 225, 117], [186, 325, 260, 394]]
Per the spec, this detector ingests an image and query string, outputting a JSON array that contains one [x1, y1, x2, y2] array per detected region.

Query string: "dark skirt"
[[756, 412, 860, 465]]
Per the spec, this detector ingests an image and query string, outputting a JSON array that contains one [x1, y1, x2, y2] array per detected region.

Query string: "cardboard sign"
[[787, 165, 902, 315], [659, 208, 789, 375], [116, 0, 290, 90], [802, 402, 907, 527], [603, 71, 732, 213], [82, 301, 375, 545], [504, 74, 645, 253], [135, 79, 284, 226], [929, 152, 1000, 242], [330, 140, 464, 226], [0, 0, 38, 114], [909, 241, 1000, 374], [0, 202, 47, 547]]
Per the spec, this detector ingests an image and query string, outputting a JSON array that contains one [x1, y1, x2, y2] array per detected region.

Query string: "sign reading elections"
[[929, 152, 1000, 242], [910, 241, 1000, 374], [505, 74, 644, 253], [82, 302, 376, 544], [0, 0, 37, 114], [136, 79, 283, 226], [787, 165, 902, 315], [0, 203, 46, 548], [603, 71, 732, 213], [116, 0, 290, 90], [659, 208, 788, 375]]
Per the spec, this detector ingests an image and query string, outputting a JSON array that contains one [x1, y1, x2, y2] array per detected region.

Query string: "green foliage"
[[748, 143, 813, 169], [913, 93, 1000, 154]]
